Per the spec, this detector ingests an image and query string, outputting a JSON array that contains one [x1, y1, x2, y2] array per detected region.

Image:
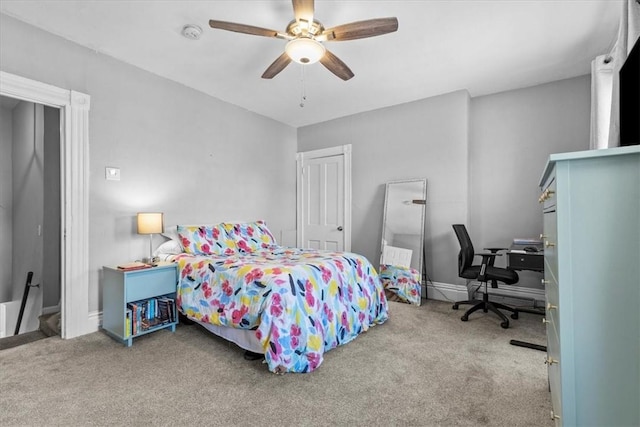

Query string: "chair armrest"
[[475, 252, 502, 258], [483, 247, 508, 253], [475, 252, 502, 265], [475, 252, 502, 280]]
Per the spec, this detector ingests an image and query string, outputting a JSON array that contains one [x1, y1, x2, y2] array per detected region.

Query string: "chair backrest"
[[452, 224, 475, 275]]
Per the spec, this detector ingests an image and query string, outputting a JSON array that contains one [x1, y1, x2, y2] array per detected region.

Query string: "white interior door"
[[296, 145, 351, 251]]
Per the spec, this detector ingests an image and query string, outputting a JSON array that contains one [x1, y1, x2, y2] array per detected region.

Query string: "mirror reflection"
[[380, 179, 427, 306]]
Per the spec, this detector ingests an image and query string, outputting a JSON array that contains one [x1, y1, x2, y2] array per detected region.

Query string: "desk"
[[506, 244, 544, 315], [507, 246, 543, 272], [506, 244, 546, 352]]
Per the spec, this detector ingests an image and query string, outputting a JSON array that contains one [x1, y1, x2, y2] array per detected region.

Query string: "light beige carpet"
[[0, 300, 551, 426]]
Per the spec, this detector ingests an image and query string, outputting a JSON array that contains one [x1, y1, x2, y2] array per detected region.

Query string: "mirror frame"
[[380, 178, 427, 283]]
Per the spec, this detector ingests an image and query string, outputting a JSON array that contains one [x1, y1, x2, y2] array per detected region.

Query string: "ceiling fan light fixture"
[[285, 38, 325, 64]]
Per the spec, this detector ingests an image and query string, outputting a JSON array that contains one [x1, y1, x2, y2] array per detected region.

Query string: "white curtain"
[[590, 0, 640, 150]]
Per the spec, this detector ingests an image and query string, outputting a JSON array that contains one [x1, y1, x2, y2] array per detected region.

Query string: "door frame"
[[1, 71, 90, 339], [296, 144, 352, 251]]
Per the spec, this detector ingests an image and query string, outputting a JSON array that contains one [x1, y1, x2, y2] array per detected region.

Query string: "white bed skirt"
[[195, 319, 263, 354]]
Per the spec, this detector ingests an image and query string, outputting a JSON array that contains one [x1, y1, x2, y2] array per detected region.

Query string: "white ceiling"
[[0, 1, 621, 128]]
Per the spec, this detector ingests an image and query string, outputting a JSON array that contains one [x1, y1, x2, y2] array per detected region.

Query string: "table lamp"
[[137, 212, 164, 264]]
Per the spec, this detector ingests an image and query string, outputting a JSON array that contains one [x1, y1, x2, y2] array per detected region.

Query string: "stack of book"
[[127, 296, 176, 336]]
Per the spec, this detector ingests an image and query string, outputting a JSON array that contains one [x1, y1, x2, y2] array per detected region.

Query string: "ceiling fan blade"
[[262, 53, 293, 79], [292, 0, 314, 24], [322, 17, 398, 41], [319, 50, 354, 81], [209, 20, 280, 38]]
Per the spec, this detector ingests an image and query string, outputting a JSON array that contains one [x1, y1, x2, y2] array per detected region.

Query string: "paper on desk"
[[513, 238, 543, 245]]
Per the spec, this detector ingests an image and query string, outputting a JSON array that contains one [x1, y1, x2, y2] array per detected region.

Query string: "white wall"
[[298, 90, 471, 285], [0, 107, 12, 302], [1, 14, 298, 313]]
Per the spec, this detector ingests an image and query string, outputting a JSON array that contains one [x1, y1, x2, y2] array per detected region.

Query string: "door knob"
[[337, 226, 343, 231]]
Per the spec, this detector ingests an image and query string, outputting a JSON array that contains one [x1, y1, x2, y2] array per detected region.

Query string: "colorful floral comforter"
[[176, 247, 388, 373]]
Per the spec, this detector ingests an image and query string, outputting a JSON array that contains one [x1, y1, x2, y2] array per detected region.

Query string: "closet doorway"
[[0, 71, 90, 340]]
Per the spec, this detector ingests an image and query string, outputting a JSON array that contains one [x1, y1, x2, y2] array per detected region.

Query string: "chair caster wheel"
[[511, 312, 519, 320], [461, 315, 468, 322], [452, 304, 459, 310], [501, 321, 509, 329]]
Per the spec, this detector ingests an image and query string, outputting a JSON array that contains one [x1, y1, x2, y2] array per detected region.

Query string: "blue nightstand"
[[102, 263, 178, 346]]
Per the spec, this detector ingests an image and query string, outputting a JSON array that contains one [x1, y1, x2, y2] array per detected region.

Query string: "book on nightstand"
[[117, 261, 150, 271]]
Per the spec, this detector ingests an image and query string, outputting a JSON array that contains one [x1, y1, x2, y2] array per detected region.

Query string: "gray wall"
[[299, 76, 591, 290], [11, 101, 44, 301], [43, 107, 61, 308], [298, 90, 471, 285], [1, 12, 592, 308], [0, 101, 62, 310], [469, 75, 591, 288], [0, 107, 12, 302], [1, 14, 297, 313]]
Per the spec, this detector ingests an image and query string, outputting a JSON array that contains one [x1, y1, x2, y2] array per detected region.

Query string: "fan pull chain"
[[299, 65, 307, 108]]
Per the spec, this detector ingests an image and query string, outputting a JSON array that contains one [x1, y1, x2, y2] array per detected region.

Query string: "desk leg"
[[514, 307, 545, 316], [509, 339, 546, 352]]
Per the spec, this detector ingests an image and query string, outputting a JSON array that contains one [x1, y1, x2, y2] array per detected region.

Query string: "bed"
[[157, 221, 388, 373]]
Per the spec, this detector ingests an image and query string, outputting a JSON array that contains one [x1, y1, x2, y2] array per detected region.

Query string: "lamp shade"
[[285, 38, 325, 64], [137, 212, 164, 235]]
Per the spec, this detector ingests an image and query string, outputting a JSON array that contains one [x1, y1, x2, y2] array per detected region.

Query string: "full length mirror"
[[380, 179, 427, 305]]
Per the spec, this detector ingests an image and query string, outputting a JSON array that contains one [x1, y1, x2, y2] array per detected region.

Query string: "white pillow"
[[153, 239, 183, 257]]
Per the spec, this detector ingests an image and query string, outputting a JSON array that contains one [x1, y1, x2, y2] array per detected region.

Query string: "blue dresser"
[[539, 145, 639, 426]]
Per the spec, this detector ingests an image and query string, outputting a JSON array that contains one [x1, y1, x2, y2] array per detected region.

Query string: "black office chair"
[[451, 224, 519, 329]]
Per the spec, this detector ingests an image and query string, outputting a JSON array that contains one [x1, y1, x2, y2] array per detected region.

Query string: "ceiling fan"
[[209, 0, 398, 81]]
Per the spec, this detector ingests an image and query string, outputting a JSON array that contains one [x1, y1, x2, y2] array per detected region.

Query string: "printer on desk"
[[507, 238, 544, 272]]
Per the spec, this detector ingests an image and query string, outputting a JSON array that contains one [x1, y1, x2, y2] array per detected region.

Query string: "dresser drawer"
[[543, 210, 558, 280], [545, 279, 559, 337], [547, 321, 562, 425], [125, 267, 177, 302]]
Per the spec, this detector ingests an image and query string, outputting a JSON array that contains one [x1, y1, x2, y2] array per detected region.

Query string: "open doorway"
[[0, 71, 91, 341], [0, 96, 61, 342]]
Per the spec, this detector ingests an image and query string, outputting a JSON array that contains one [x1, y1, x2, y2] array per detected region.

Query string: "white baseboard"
[[87, 310, 102, 333], [424, 281, 467, 302], [84, 284, 543, 337], [424, 281, 545, 308]]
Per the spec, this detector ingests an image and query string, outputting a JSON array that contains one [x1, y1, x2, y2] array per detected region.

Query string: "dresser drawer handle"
[[545, 240, 556, 248], [546, 303, 557, 311], [542, 318, 550, 324], [538, 189, 556, 203], [545, 357, 558, 365], [550, 410, 560, 420], [541, 279, 550, 285]]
